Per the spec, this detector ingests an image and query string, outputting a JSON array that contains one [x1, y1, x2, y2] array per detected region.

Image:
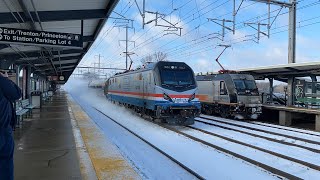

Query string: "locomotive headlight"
[[258, 100, 262, 104], [163, 93, 173, 102], [188, 93, 196, 102]]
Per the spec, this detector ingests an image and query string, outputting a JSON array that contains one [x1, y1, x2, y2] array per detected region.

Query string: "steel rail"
[[201, 115, 320, 137], [195, 119, 320, 153], [93, 107, 205, 180], [95, 100, 303, 179], [185, 125, 320, 171], [199, 116, 320, 145], [161, 125, 301, 180], [250, 121, 320, 137]]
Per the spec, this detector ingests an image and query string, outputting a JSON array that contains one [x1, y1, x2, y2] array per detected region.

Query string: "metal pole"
[[126, 26, 128, 70], [287, 77, 294, 106], [222, 19, 225, 41], [288, 0, 296, 64], [233, 0, 236, 34], [268, 78, 274, 102], [287, 0, 296, 106], [247, 0, 296, 106], [268, 3, 270, 38], [16, 65, 20, 88], [98, 54, 101, 75], [143, 0, 145, 29], [311, 75, 317, 99]]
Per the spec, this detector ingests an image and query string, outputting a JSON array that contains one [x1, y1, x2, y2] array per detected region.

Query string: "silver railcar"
[[196, 73, 262, 119], [104, 61, 201, 125]]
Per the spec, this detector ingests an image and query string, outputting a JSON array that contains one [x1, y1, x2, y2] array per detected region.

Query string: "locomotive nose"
[[180, 109, 189, 117]]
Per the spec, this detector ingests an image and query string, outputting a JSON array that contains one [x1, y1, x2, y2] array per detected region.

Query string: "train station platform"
[[13, 90, 139, 180], [262, 105, 320, 132]]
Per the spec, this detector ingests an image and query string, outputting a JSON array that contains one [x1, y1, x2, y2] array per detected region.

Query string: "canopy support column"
[[287, 77, 294, 106]]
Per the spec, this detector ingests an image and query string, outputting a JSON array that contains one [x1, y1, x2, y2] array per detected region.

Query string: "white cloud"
[[189, 58, 216, 73], [79, 0, 320, 77]]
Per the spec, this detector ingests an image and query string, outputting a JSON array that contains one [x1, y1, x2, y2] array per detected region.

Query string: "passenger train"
[[104, 61, 201, 125], [196, 72, 262, 119], [88, 79, 105, 88]]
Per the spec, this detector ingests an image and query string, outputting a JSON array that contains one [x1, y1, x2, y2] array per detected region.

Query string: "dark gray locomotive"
[[196, 73, 262, 119]]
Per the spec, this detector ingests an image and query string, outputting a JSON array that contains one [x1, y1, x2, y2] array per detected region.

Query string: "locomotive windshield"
[[244, 80, 257, 90], [233, 79, 258, 95], [158, 64, 195, 91], [161, 70, 194, 85]]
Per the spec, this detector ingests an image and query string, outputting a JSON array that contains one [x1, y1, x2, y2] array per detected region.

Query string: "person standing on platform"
[[0, 71, 22, 180]]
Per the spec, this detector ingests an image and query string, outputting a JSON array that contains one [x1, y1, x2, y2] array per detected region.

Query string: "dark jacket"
[[0, 76, 22, 133]]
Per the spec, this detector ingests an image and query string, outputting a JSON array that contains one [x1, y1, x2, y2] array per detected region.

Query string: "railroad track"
[[251, 121, 320, 137], [200, 114, 320, 137], [93, 106, 319, 179], [195, 118, 320, 153], [93, 107, 205, 180], [199, 115, 320, 146], [162, 125, 303, 180], [185, 124, 320, 170]]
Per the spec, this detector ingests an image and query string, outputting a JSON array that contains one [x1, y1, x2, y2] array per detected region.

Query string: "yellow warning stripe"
[[68, 99, 140, 180]]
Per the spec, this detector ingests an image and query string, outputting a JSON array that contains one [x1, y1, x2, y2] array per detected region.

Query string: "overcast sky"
[[79, 0, 320, 74]]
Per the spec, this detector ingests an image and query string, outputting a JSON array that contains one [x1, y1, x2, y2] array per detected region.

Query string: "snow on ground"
[[180, 127, 320, 179], [200, 114, 320, 143], [195, 117, 320, 152], [64, 79, 196, 180], [186, 122, 320, 179], [252, 121, 320, 136], [63, 78, 278, 180]]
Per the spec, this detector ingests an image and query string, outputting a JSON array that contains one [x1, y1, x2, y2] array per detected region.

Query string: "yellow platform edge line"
[[68, 99, 98, 180], [67, 96, 140, 180]]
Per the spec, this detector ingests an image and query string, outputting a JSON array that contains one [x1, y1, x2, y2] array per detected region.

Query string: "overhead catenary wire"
[[90, 0, 319, 70], [168, 0, 320, 60], [83, 0, 135, 61], [171, 16, 320, 62], [108, 0, 231, 67], [134, 0, 313, 60], [102, 0, 211, 64], [159, 0, 319, 60]]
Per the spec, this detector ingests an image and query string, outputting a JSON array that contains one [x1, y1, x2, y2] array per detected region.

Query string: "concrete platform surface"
[[14, 91, 82, 180], [68, 95, 140, 180], [13, 90, 140, 180]]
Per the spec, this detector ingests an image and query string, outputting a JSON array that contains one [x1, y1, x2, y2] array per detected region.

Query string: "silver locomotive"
[[196, 73, 262, 119], [104, 61, 201, 125]]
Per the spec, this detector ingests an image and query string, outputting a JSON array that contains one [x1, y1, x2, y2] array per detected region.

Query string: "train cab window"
[[220, 81, 228, 95]]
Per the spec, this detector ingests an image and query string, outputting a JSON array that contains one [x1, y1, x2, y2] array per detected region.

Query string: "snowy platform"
[[68, 95, 140, 179]]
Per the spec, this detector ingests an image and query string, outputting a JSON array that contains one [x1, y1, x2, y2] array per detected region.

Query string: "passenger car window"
[[220, 81, 227, 95]]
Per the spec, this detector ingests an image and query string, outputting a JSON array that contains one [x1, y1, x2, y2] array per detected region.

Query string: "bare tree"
[[154, 51, 167, 62], [140, 51, 168, 65], [140, 54, 153, 65]]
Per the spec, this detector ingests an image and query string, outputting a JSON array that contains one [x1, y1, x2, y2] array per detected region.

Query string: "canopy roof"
[[237, 62, 320, 81], [0, 0, 119, 83]]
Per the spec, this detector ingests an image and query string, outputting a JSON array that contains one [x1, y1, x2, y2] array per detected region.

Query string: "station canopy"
[[0, 0, 119, 83], [238, 62, 320, 82]]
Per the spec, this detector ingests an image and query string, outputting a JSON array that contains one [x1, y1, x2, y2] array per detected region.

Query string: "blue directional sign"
[[0, 27, 83, 48]]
